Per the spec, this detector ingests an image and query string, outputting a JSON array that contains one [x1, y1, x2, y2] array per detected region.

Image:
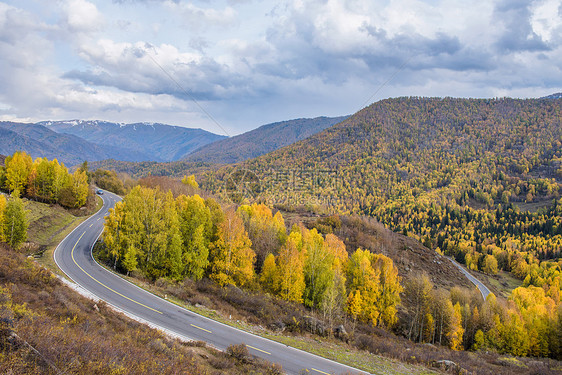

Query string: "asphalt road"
[[447, 257, 492, 300], [54, 190, 367, 375]]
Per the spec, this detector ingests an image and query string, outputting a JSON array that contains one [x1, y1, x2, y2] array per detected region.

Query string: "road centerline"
[[247, 345, 271, 355], [312, 368, 330, 375], [71, 231, 163, 315], [190, 324, 212, 333]]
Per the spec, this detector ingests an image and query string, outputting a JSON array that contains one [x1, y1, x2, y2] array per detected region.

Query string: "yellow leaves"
[[4, 151, 33, 194], [122, 244, 139, 274], [209, 209, 255, 287], [0, 286, 34, 320], [102, 186, 183, 280], [346, 249, 401, 327], [447, 301, 464, 351], [302, 228, 337, 309], [181, 174, 199, 189], [510, 286, 556, 318], [259, 253, 277, 293], [346, 290, 362, 320], [501, 309, 529, 356], [71, 169, 89, 207], [324, 233, 348, 272], [2, 152, 88, 208], [276, 231, 306, 303], [476, 285, 562, 358], [473, 329, 485, 351], [483, 254, 498, 275], [511, 257, 530, 279], [273, 211, 285, 231], [237, 203, 287, 269], [0, 195, 5, 242]]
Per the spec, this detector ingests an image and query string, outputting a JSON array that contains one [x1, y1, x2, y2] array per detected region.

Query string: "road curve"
[[447, 257, 491, 300], [54, 190, 366, 375]]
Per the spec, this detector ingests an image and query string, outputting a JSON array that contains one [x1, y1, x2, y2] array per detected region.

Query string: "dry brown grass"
[[0, 243, 283, 374]]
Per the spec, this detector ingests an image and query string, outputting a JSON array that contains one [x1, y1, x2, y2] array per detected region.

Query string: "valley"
[[2, 1, 562, 374], [0, 96, 561, 375]]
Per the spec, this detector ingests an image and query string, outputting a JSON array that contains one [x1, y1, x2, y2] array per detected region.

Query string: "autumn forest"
[[1, 97, 562, 374]]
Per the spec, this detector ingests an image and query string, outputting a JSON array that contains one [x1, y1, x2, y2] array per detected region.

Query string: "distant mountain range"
[[40, 120, 226, 163], [185, 116, 347, 164], [0, 116, 346, 167], [543, 93, 562, 99], [0, 122, 148, 166]]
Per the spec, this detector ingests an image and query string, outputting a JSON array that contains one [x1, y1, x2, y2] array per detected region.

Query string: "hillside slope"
[[0, 122, 149, 165], [43, 120, 226, 162], [542, 92, 562, 99], [186, 116, 346, 164], [239, 97, 562, 209], [0, 243, 285, 375], [209, 97, 562, 285]]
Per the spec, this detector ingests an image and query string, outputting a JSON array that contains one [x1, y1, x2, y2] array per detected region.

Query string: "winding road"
[[447, 257, 491, 300], [54, 190, 366, 375]]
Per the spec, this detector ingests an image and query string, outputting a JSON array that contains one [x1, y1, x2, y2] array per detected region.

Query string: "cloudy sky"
[[0, 0, 561, 135]]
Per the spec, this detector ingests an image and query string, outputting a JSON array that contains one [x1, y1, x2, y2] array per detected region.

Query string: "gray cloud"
[[62, 41, 253, 101], [54, 0, 562, 126], [494, 0, 551, 52], [1, 0, 561, 133], [258, 7, 495, 90]]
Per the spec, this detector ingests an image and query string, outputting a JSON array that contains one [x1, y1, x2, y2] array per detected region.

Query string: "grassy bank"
[[26, 194, 103, 278]]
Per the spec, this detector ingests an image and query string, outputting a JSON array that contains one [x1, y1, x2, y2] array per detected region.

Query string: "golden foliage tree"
[[259, 253, 278, 293], [176, 194, 212, 280], [0, 195, 6, 242], [209, 209, 255, 287], [346, 248, 401, 327], [275, 229, 306, 302], [4, 151, 32, 195], [483, 254, 498, 275], [237, 203, 286, 270], [447, 301, 464, 350]]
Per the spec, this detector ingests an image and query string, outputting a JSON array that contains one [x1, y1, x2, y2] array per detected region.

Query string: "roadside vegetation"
[[92, 176, 561, 374], [3, 94, 562, 373], [0, 151, 89, 208], [0, 243, 284, 374], [199, 97, 562, 359]]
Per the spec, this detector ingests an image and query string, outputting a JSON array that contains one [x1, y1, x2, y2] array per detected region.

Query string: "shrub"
[[226, 343, 250, 363]]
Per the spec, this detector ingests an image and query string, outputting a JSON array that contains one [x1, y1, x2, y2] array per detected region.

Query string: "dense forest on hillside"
[[197, 98, 562, 296], [88, 159, 215, 179], [168, 97, 562, 359], [96, 176, 562, 361]]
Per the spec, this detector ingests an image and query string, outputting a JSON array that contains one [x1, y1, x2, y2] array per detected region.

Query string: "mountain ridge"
[[42, 120, 226, 162], [0, 121, 150, 166], [185, 116, 347, 164]]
